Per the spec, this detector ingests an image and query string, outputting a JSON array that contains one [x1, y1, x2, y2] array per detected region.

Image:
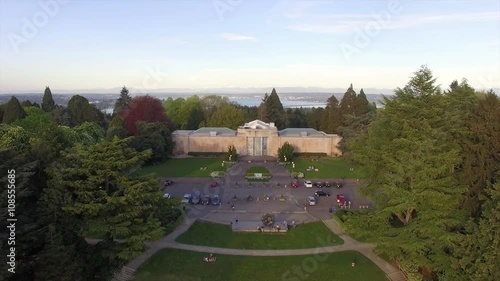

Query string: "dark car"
[[212, 195, 221, 206], [191, 191, 201, 204], [163, 179, 173, 186], [324, 181, 331, 187], [315, 182, 323, 188], [201, 194, 210, 205], [335, 182, 344, 188], [314, 190, 331, 197]]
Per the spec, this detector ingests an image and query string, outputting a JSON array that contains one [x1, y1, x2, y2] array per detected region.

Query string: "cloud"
[[221, 33, 257, 41], [286, 12, 500, 34]]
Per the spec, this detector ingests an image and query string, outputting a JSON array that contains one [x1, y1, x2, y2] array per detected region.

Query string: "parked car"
[[324, 181, 331, 187], [314, 190, 331, 197], [307, 196, 317, 206], [304, 181, 313, 188], [315, 182, 323, 188], [162, 192, 171, 199], [210, 181, 218, 187], [335, 181, 344, 188], [181, 194, 192, 204], [191, 192, 201, 204], [212, 194, 221, 206], [163, 180, 173, 186], [291, 181, 299, 188], [336, 194, 347, 205], [201, 194, 210, 205]]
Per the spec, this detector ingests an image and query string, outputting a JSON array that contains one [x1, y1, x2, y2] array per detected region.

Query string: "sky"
[[0, 0, 499, 93]]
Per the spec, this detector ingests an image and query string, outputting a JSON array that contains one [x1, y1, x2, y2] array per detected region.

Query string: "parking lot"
[[162, 177, 373, 220]]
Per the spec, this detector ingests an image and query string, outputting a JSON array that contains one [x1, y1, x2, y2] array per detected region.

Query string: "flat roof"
[[278, 128, 327, 137], [191, 127, 236, 136]]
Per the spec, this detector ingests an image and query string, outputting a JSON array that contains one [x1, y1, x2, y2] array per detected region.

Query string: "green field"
[[246, 166, 270, 174], [134, 158, 227, 177], [133, 249, 388, 281], [176, 220, 343, 249], [287, 157, 365, 179]]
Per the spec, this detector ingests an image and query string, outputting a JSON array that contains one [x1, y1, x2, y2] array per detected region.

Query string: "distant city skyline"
[[1, 0, 499, 93]]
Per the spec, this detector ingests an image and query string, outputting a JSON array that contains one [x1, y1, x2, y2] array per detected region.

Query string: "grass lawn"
[[134, 158, 227, 178], [134, 249, 388, 281], [286, 157, 366, 179], [246, 166, 270, 174], [176, 220, 343, 249]]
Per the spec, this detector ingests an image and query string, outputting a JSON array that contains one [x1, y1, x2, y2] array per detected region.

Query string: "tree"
[[450, 183, 500, 281], [338, 84, 358, 126], [13, 106, 55, 134], [164, 97, 186, 130], [454, 90, 500, 217], [67, 95, 106, 127], [122, 95, 171, 135], [261, 213, 275, 227], [42, 86, 56, 112], [226, 145, 237, 161], [45, 137, 164, 260], [337, 110, 376, 157], [285, 108, 307, 128], [356, 88, 374, 114], [179, 96, 204, 130], [0, 149, 42, 281], [258, 88, 285, 128], [0, 124, 30, 153], [306, 107, 325, 130], [347, 67, 466, 276], [207, 104, 246, 129], [106, 115, 128, 140], [277, 142, 294, 162], [320, 95, 341, 133], [130, 122, 173, 165], [199, 95, 231, 122], [2, 96, 27, 124], [113, 86, 132, 116]]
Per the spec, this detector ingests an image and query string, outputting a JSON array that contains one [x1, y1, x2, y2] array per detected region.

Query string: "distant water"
[[228, 97, 327, 108], [103, 97, 326, 114]]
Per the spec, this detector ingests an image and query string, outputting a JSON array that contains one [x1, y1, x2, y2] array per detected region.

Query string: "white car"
[[162, 192, 171, 199], [304, 181, 313, 188], [307, 196, 316, 206], [181, 194, 192, 204]]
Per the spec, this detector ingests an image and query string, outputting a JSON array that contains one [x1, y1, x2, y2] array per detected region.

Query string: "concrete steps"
[[387, 271, 407, 281], [111, 266, 135, 281]]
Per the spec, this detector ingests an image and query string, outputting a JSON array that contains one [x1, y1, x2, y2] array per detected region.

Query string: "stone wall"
[[173, 134, 342, 156]]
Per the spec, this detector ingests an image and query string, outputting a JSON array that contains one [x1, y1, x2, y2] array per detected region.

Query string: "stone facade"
[[172, 120, 342, 157]]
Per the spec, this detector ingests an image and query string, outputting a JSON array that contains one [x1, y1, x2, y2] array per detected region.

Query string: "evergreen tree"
[[356, 88, 373, 114], [338, 84, 358, 126], [347, 67, 466, 276], [451, 183, 500, 281], [46, 137, 164, 260], [42, 86, 56, 112], [106, 115, 128, 140], [67, 95, 106, 127], [113, 86, 132, 116], [258, 88, 285, 128], [2, 97, 27, 124], [320, 95, 341, 133], [130, 122, 173, 164]]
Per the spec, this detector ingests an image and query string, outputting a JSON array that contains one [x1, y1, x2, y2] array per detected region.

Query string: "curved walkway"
[[121, 213, 406, 281]]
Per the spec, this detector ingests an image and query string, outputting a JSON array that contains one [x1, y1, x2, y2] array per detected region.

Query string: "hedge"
[[293, 152, 327, 158], [187, 152, 226, 157]]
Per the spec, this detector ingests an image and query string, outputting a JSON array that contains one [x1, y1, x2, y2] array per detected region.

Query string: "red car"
[[336, 194, 347, 206], [210, 181, 218, 187], [291, 181, 299, 188]]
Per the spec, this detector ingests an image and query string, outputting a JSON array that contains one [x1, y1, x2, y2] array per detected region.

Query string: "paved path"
[[121, 212, 406, 281]]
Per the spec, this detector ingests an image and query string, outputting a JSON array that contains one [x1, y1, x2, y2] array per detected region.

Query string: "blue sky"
[[0, 0, 499, 93]]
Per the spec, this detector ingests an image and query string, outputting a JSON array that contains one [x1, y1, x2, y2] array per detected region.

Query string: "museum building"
[[172, 120, 342, 157]]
